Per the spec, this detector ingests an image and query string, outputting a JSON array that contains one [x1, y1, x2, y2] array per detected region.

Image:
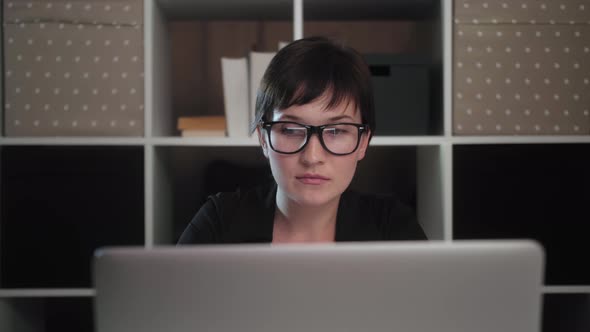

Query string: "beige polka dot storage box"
[[454, 0, 590, 135], [4, 0, 144, 136]]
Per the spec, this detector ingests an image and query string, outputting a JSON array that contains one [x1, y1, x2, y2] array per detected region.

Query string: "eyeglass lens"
[[269, 122, 360, 154]]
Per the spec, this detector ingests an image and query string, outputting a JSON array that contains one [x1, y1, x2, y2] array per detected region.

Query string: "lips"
[[296, 174, 330, 185]]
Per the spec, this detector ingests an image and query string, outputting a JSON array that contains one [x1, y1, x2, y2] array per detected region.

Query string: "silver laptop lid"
[[94, 241, 544, 332]]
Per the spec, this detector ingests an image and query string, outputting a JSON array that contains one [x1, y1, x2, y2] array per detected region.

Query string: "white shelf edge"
[[149, 136, 260, 146], [2, 287, 587, 298], [2, 287, 588, 297], [452, 136, 590, 145], [151, 136, 447, 147], [442, 0, 453, 241], [370, 136, 446, 146], [1, 136, 588, 147], [0, 289, 95, 298], [144, 0, 154, 138], [0, 137, 146, 146], [543, 286, 590, 294], [443, 0, 453, 137], [370, 135, 590, 146], [441, 142, 453, 242], [145, 145, 155, 248]]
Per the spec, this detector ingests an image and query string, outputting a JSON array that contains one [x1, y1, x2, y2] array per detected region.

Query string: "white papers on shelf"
[[221, 57, 250, 137], [278, 41, 290, 50], [249, 51, 276, 131], [219, 51, 276, 138]]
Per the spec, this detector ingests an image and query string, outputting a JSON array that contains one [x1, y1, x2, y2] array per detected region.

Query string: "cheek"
[[337, 157, 360, 183], [267, 152, 295, 180]]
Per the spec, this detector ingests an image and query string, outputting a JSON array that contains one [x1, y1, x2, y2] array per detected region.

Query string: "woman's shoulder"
[[178, 181, 276, 244]]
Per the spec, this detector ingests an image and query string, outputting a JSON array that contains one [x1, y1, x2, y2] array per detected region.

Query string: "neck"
[[273, 189, 340, 243]]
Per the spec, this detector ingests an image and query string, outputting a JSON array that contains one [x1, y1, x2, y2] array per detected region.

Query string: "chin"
[[288, 185, 342, 207]]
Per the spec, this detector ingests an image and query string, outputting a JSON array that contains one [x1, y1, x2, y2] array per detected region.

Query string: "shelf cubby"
[[303, 0, 444, 136], [152, 146, 269, 244], [149, 0, 294, 137], [453, 144, 590, 285], [542, 294, 590, 332], [0, 297, 93, 332], [151, 144, 444, 244], [0, 146, 144, 288]]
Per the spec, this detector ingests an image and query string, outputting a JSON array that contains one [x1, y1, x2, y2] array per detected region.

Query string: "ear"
[[356, 129, 371, 161], [256, 127, 269, 159]]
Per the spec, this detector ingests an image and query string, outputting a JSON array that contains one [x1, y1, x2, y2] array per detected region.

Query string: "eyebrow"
[[278, 114, 355, 122]]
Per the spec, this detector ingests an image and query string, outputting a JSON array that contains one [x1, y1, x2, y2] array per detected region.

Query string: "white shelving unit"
[[0, 289, 95, 298], [0, 137, 147, 146], [1, 0, 588, 331], [543, 286, 590, 294]]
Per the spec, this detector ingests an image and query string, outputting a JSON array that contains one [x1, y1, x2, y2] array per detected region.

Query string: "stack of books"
[[177, 115, 226, 137]]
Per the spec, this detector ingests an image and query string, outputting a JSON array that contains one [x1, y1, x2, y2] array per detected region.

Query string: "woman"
[[178, 36, 426, 244]]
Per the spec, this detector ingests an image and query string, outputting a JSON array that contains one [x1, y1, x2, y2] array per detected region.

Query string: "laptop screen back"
[[94, 241, 543, 332]]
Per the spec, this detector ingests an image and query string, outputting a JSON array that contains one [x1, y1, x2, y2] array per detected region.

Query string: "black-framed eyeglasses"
[[261, 121, 368, 155]]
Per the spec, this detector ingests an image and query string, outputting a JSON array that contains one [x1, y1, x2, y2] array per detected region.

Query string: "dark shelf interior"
[[0, 146, 145, 288], [453, 144, 590, 285], [543, 294, 590, 332], [1, 297, 94, 332], [166, 146, 417, 243], [163, 146, 270, 242]]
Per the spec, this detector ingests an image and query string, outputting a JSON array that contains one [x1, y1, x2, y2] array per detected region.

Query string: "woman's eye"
[[325, 128, 345, 136], [280, 127, 306, 136]]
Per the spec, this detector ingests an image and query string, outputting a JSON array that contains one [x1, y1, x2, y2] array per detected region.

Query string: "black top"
[[178, 181, 427, 244]]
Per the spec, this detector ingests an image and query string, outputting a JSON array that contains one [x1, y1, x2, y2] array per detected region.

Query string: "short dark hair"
[[252, 36, 375, 138]]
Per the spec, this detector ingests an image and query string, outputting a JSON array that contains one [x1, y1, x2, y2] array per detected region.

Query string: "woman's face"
[[258, 93, 370, 207]]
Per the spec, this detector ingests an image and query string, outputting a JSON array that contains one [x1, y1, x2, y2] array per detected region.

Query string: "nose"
[[300, 133, 325, 165]]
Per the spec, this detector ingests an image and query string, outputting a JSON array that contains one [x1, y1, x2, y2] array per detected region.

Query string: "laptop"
[[93, 241, 544, 332]]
